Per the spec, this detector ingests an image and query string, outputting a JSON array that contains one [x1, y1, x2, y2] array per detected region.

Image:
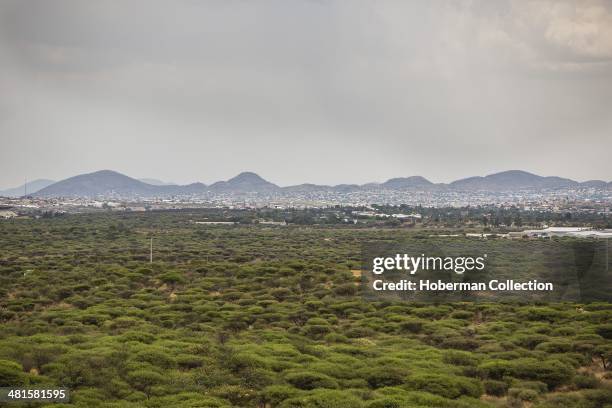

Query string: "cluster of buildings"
[[247, 188, 611, 210], [0, 209, 18, 219], [352, 210, 422, 220], [507, 226, 612, 239], [454, 227, 612, 240], [0, 186, 610, 221]]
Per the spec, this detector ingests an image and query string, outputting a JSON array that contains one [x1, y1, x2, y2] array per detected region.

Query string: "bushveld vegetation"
[[0, 210, 610, 407]]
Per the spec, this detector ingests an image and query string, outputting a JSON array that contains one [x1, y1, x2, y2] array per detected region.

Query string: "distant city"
[[0, 169, 610, 219]]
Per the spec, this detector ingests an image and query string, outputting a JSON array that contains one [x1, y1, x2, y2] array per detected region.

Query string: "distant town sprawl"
[[1, 189, 611, 236], [0, 169, 610, 231], [0, 183, 610, 212]]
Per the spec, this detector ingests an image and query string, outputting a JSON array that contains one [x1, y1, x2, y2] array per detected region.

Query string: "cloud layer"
[[0, 0, 610, 187]]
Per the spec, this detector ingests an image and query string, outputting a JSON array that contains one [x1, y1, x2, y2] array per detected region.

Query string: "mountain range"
[[0, 179, 56, 197], [0, 170, 607, 198], [137, 178, 177, 186]]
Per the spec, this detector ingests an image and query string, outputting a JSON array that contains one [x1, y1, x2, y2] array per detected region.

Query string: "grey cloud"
[[0, 0, 610, 188]]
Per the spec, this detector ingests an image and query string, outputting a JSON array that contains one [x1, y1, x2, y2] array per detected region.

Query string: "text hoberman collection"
[[372, 279, 554, 292]]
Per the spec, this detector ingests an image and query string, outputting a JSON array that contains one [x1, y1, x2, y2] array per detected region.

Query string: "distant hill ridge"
[[209, 172, 280, 192], [23, 169, 612, 198], [138, 178, 177, 186], [0, 179, 55, 197], [450, 170, 581, 191]]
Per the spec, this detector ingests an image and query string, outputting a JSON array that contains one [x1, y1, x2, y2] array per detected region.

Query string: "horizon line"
[[3, 168, 611, 191]]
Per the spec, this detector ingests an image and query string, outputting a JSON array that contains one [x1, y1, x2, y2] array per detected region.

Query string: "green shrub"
[[211, 384, 258, 406], [442, 350, 479, 366], [133, 348, 176, 369], [261, 385, 303, 406], [302, 325, 332, 339], [148, 393, 231, 407], [440, 336, 479, 351], [126, 369, 165, 395], [511, 358, 573, 389], [581, 389, 612, 407], [404, 373, 483, 399], [279, 389, 364, 408], [508, 387, 538, 402], [371, 388, 460, 407], [120, 331, 155, 344], [365, 397, 404, 408], [0, 359, 25, 386], [324, 333, 350, 343], [595, 324, 612, 339], [519, 307, 564, 322], [398, 319, 425, 334], [159, 272, 185, 285], [572, 374, 599, 389], [284, 371, 339, 390], [478, 360, 513, 380], [413, 306, 451, 320], [534, 340, 572, 353], [483, 380, 507, 396], [227, 352, 270, 372], [450, 310, 473, 320], [362, 366, 409, 388], [509, 380, 547, 394], [345, 327, 375, 338], [175, 354, 204, 369], [512, 334, 549, 349]]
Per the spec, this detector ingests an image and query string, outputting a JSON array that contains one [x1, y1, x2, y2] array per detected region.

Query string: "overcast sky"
[[0, 0, 611, 188]]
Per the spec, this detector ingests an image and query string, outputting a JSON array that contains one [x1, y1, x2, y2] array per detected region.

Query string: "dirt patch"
[[351, 270, 362, 286], [579, 359, 612, 384]]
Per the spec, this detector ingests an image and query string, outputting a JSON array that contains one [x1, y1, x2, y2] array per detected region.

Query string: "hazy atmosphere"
[[0, 0, 611, 188]]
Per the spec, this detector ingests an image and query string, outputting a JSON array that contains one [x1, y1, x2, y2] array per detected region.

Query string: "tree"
[[126, 369, 165, 397], [0, 360, 24, 387]]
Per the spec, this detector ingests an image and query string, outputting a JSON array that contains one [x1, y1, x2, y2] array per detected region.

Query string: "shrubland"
[[0, 210, 610, 407]]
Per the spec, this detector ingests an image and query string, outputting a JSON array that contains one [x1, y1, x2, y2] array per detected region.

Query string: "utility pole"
[[150, 237, 153, 264], [24, 177, 27, 197]]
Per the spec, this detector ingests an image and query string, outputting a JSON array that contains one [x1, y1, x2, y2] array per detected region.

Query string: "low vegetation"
[[0, 210, 610, 407]]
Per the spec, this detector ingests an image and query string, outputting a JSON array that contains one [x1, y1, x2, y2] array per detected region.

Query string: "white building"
[[391, 213, 422, 219], [510, 227, 612, 239], [0, 210, 17, 219]]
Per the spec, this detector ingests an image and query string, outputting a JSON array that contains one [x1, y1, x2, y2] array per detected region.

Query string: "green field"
[[0, 211, 611, 407]]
